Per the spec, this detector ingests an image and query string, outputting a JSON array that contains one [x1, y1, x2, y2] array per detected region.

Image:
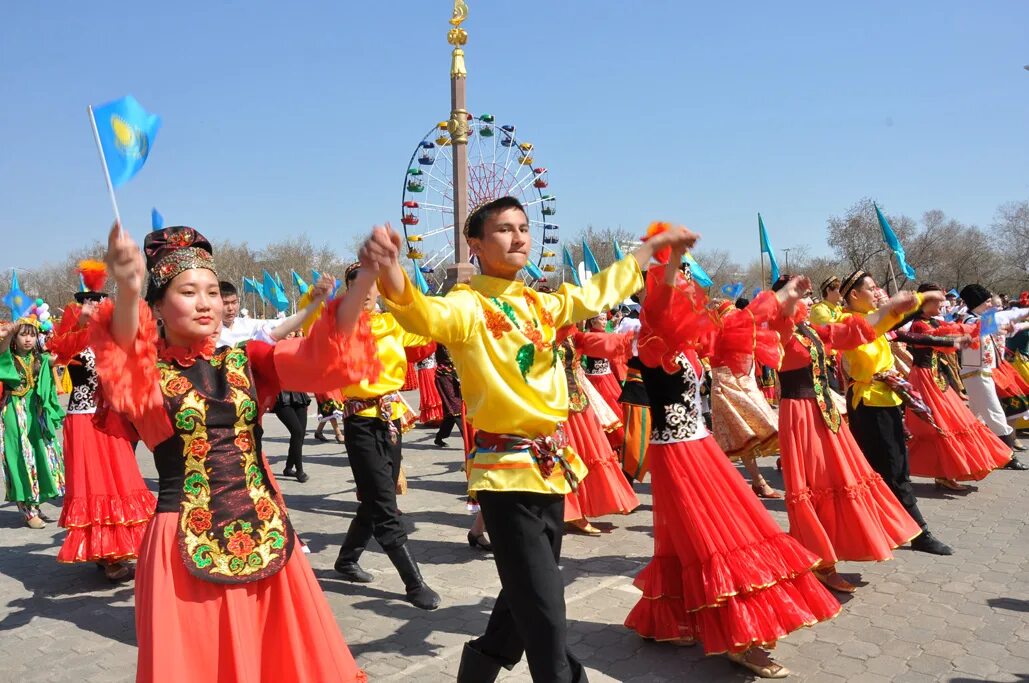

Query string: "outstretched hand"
[[105, 223, 145, 298], [0, 320, 13, 345], [775, 275, 811, 317], [311, 275, 335, 302], [359, 223, 402, 272]]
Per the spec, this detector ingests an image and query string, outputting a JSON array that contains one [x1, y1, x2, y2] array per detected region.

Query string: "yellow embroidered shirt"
[[380, 256, 644, 495], [809, 300, 842, 326], [840, 294, 924, 408], [340, 311, 429, 419]]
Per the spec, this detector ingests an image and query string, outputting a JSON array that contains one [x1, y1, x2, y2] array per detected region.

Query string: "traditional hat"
[[74, 259, 109, 304], [143, 227, 217, 290], [960, 284, 991, 312], [820, 275, 841, 296], [840, 269, 868, 300]]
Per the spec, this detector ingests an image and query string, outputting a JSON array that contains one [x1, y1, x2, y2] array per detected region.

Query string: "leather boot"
[[334, 546, 373, 583], [385, 545, 440, 610], [457, 643, 503, 683]]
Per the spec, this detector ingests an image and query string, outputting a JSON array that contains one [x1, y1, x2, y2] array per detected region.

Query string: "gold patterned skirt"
[[710, 366, 779, 459]]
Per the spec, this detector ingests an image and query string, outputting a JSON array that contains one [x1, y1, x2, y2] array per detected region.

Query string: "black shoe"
[[314, 432, 329, 442], [296, 471, 310, 483], [385, 545, 441, 610], [282, 467, 296, 478], [334, 547, 374, 583], [457, 643, 503, 683], [910, 531, 954, 556], [434, 438, 448, 448], [1005, 456, 1029, 470], [467, 531, 492, 552]]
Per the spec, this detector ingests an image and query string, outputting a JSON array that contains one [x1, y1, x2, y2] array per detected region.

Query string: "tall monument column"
[[444, 0, 475, 289]]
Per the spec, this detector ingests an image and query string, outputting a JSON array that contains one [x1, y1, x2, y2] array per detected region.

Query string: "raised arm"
[[104, 223, 147, 350], [266, 276, 336, 341]]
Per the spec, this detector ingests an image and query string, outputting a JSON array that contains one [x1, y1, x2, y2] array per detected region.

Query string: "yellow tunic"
[[340, 311, 429, 419], [840, 294, 924, 408], [381, 256, 644, 495], [809, 300, 842, 326]]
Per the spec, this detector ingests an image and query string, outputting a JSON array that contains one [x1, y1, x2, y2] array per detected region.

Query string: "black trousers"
[[471, 491, 587, 683], [435, 412, 462, 441], [273, 403, 308, 474], [340, 416, 407, 552], [849, 402, 928, 530]]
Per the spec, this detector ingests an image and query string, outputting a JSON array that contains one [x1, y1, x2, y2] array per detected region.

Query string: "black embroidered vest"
[[154, 345, 294, 584], [780, 323, 842, 433], [640, 353, 705, 443]]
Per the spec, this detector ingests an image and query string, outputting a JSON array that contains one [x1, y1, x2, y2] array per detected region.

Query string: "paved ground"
[[1, 392, 1028, 682]]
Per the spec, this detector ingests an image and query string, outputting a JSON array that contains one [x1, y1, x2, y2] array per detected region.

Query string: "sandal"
[[566, 519, 602, 537], [814, 567, 857, 594], [104, 562, 134, 583], [752, 482, 784, 499], [934, 478, 969, 492], [727, 649, 790, 679]]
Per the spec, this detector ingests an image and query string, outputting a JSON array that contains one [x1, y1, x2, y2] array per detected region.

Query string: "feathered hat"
[[74, 259, 109, 304]]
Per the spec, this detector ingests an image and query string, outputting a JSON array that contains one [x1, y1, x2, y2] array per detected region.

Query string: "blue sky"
[[2, 1, 1027, 272]]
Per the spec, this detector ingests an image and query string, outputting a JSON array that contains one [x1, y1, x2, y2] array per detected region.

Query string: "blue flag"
[[758, 213, 781, 285], [79, 273, 88, 293], [243, 277, 266, 302], [721, 282, 745, 301], [562, 246, 581, 286], [312, 270, 321, 286], [524, 261, 545, 281], [291, 271, 309, 296], [874, 203, 916, 280], [3, 270, 32, 319], [151, 208, 164, 229], [980, 308, 999, 337], [413, 265, 430, 294], [612, 239, 625, 261], [91, 95, 162, 188], [263, 271, 289, 312], [683, 252, 713, 287], [582, 240, 600, 275]]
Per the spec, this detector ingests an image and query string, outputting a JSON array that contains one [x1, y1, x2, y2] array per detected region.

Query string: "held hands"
[[311, 275, 335, 302], [954, 334, 973, 350], [886, 290, 920, 313], [359, 223, 402, 272], [775, 275, 811, 317], [105, 223, 146, 297], [659, 226, 702, 265]]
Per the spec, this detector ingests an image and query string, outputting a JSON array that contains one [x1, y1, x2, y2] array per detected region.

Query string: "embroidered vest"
[[583, 356, 611, 376], [784, 323, 842, 433], [154, 345, 294, 584], [560, 340, 589, 414], [640, 352, 707, 444], [67, 349, 99, 414]]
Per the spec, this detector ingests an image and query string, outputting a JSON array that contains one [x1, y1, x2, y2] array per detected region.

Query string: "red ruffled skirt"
[[135, 512, 366, 683], [906, 367, 1012, 480], [625, 436, 840, 654], [586, 372, 625, 448], [57, 414, 156, 563], [417, 366, 443, 426], [779, 398, 921, 565], [564, 406, 639, 520], [401, 361, 419, 391]]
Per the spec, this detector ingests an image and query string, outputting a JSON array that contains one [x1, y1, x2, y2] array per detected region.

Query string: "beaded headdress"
[[143, 227, 217, 289]]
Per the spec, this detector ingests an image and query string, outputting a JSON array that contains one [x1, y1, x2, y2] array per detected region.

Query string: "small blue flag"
[[243, 277, 266, 302], [263, 271, 289, 312], [874, 203, 916, 280], [683, 252, 713, 287], [980, 308, 999, 337], [562, 246, 581, 287], [612, 239, 625, 261], [274, 272, 286, 293], [151, 208, 164, 230], [413, 265, 430, 294], [291, 271, 309, 296], [721, 282, 745, 301], [752, 287, 763, 299], [524, 261, 545, 281], [312, 270, 321, 286], [3, 270, 32, 319], [582, 240, 600, 276], [91, 95, 162, 188], [79, 273, 88, 293], [758, 213, 781, 284]]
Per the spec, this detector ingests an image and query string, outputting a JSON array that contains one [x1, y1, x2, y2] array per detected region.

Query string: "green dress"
[[0, 349, 65, 507]]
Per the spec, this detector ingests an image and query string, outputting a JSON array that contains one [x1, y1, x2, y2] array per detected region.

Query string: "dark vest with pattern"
[[154, 345, 294, 584]]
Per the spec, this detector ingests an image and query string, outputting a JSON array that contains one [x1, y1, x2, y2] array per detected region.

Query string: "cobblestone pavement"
[[1, 394, 1027, 682]]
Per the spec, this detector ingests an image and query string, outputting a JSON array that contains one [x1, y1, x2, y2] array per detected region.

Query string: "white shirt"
[[218, 317, 278, 347], [616, 317, 642, 356]]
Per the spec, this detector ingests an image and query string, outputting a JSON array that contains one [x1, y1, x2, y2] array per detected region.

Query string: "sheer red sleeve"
[[715, 292, 783, 374], [244, 341, 282, 414], [639, 277, 715, 373], [48, 303, 91, 365], [572, 330, 633, 362], [273, 297, 382, 394], [405, 342, 437, 364], [812, 315, 876, 352], [88, 299, 173, 449]]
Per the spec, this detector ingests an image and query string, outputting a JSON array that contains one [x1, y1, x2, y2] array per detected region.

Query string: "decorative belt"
[[959, 369, 992, 379], [343, 392, 402, 443], [474, 426, 578, 491]]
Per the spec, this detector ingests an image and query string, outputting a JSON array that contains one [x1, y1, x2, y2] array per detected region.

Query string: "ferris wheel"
[[400, 113, 559, 291]]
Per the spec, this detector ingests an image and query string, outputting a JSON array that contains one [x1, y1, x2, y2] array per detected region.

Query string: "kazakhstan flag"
[[92, 95, 162, 188]]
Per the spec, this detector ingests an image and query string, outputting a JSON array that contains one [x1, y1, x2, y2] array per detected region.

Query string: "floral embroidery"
[[485, 293, 557, 382], [793, 323, 842, 433], [234, 432, 254, 452], [255, 497, 276, 521], [188, 438, 211, 458], [187, 508, 212, 534], [483, 308, 513, 339], [226, 527, 257, 558], [166, 376, 191, 396], [522, 321, 546, 350], [226, 372, 248, 389]]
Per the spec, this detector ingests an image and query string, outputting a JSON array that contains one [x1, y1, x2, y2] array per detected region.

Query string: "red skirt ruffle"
[[135, 512, 366, 683], [565, 407, 639, 518], [57, 414, 156, 563], [401, 361, 419, 391], [417, 367, 443, 426], [906, 367, 1012, 480], [624, 437, 839, 654], [779, 399, 921, 565]]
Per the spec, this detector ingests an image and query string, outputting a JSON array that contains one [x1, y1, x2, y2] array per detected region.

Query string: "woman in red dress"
[[49, 267, 156, 583], [769, 277, 922, 594], [625, 245, 839, 680], [412, 344, 443, 426], [577, 321, 632, 449], [899, 283, 1012, 489], [94, 225, 375, 683]]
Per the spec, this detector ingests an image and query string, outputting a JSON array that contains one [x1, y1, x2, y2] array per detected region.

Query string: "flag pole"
[[87, 105, 123, 227], [887, 258, 899, 295], [758, 216, 767, 288]]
